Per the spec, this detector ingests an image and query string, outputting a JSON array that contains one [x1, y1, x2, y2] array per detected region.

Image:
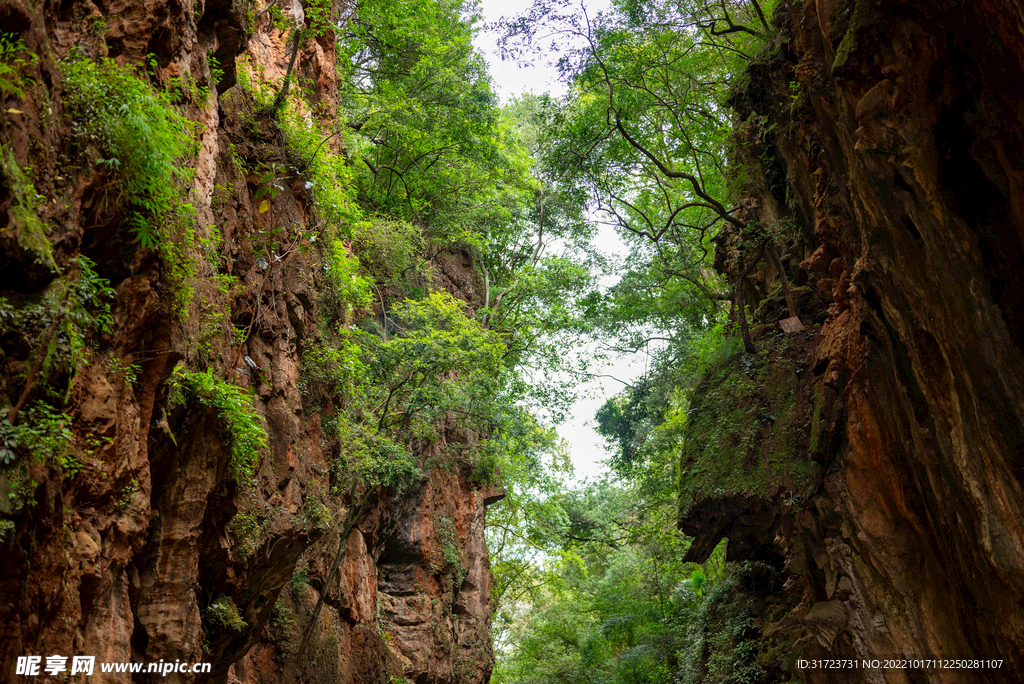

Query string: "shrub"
[[290, 566, 309, 590], [0, 31, 36, 100], [336, 419, 421, 490], [322, 241, 373, 326], [171, 367, 267, 478], [352, 215, 427, 286], [15, 403, 76, 472], [206, 597, 248, 632], [228, 505, 269, 560], [308, 291, 511, 493], [0, 402, 74, 471], [277, 102, 362, 238], [62, 55, 197, 248], [0, 256, 114, 403]]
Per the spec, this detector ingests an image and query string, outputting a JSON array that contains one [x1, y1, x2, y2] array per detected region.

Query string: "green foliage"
[[206, 596, 248, 633], [487, 21, 803, 682], [501, 0, 753, 236], [234, 54, 275, 109], [302, 491, 332, 531], [108, 355, 143, 386], [65, 255, 116, 337], [0, 402, 75, 472], [91, 16, 108, 37], [343, 421, 421, 490], [1, 464, 39, 514], [321, 241, 373, 327], [594, 325, 744, 485], [290, 565, 309, 591], [270, 6, 602, 517], [351, 215, 427, 287], [271, 598, 299, 655], [0, 401, 75, 541], [251, 160, 286, 214], [207, 49, 224, 89], [112, 479, 140, 514], [472, 95, 599, 421], [0, 31, 36, 100], [490, 458, 777, 684], [0, 421, 16, 466], [0, 256, 115, 404], [337, 0, 530, 238], [674, 561, 772, 684], [171, 367, 268, 479], [62, 55, 198, 249], [497, 0, 778, 367], [277, 101, 362, 237], [435, 514, 466, 584], [229, 505, 270, 560], [594, 377, 663, 477], [303, 0, 338, 40], [307, 289, 529, 496], [242, 158, 332, 283], [492, 475, 700, 684], [496, 332, 808, 683]]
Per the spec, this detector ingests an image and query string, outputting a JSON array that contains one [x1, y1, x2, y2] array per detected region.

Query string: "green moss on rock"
[[1, 145, 55, 270], [679, 335, 821, 505]]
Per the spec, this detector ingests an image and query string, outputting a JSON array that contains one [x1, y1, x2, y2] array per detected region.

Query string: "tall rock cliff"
[[678, 0, 1024, 681], [0, 1, 501, 682]]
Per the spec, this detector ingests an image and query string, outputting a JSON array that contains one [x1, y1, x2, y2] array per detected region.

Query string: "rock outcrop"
[[679, 0, 1024, 681], [0, 1, 501, 682]]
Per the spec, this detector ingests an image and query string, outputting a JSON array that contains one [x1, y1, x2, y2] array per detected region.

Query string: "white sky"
[[473, 0, 567, 100], [474, 0, 644, 482]]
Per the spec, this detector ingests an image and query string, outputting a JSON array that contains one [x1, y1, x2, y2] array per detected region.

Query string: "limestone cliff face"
[[0, 1, 500, 682], [679, 0, 1024, 681]]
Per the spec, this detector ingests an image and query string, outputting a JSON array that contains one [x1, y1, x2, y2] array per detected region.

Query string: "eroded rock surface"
[[0, 1, 500, 682], [679, 1, 1024, 681]]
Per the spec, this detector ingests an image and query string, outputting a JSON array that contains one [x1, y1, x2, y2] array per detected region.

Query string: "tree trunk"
[[271, 27, 303, 114], [766, 242, 798, 319], [736, 244, 766, 354], [293, 488, 374, 662]]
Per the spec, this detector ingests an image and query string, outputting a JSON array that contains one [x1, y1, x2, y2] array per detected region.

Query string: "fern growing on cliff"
[[0, 32, 36, 100], [171, 368, 268, 478], [62, 55, 198, 249]]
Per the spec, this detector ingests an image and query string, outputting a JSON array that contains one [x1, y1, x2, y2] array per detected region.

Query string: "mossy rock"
[[207, 596, 248, 633], [679, 334, 821, 506], [831, 0, 887, 77]]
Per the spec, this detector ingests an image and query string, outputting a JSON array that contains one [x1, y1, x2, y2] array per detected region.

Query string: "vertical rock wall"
[[681, 1, 1024, 682], [0, 1, 500, 682]]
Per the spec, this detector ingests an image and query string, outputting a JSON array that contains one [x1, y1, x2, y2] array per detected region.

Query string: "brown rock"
[[682, 0, 1024, 680], [0, 3, 504, 683]]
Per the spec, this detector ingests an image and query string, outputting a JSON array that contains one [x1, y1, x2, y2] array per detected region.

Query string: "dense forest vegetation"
[[483, 3, 794, 682], [239, 0, 797, 677]]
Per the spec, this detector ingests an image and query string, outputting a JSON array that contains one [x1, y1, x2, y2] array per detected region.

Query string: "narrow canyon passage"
[[1, 0, 1023, 683]]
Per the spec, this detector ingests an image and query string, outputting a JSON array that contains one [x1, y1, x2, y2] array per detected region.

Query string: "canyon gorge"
[[1, 0, 1023, 682]]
